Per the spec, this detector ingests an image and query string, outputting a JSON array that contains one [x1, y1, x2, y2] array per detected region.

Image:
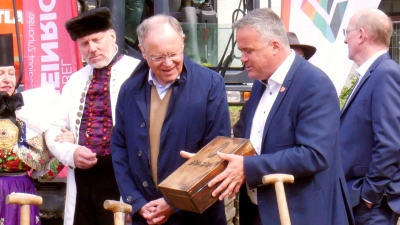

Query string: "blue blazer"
[[111, 56, 231, 225], [339, 53, 400, 213], [238, 55, 353, 225]]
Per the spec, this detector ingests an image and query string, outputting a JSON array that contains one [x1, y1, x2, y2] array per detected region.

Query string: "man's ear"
[[271, 40, 281, 55], [358, 28, 367, 44], [109, 29, 117, 43], [138, 44, 147, 60]]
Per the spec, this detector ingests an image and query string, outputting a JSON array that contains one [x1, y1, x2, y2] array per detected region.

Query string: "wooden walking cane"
[[6, 193, 43, 225], [104, 200, 132, 225], [262, 174, 294, 225]]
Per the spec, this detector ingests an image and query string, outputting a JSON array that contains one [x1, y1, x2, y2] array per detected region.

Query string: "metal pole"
[[154, 0, 169, 15], [12, 0, 23, 88], [108, 0, 126, 52], [253, 0, 260, 9]]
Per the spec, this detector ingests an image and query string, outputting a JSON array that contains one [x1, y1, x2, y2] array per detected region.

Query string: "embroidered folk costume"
[[0, 33, 41, 225], [44, 7, 140, 225], [73, 53, 122, 224]]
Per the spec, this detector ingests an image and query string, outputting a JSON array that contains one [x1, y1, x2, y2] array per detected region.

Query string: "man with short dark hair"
[[45, 7, 140, 225]]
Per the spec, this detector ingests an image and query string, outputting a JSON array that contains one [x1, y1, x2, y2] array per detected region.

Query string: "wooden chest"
[[158, 136, 256, 214]]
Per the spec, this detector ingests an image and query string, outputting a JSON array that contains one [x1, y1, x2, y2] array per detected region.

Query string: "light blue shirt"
[[147, 69, 180, 99]]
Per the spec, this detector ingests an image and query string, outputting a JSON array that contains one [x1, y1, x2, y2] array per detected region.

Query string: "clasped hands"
[[138, 150, 246, 224], [139, 198, 174, 225]]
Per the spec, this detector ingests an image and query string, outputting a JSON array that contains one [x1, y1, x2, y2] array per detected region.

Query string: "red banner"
[[22, 0, 82, 93]]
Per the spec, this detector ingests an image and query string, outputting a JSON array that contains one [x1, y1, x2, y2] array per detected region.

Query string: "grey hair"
[[232, 8, 289, 47], [355, 9, 392, 47], [136, 14, 184, 45]]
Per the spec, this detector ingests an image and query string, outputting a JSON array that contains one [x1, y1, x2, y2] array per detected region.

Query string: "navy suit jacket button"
[[140, 122, 146, 128], [126, 196, 133, 203], [143, 181, 148, 187], [138, 151, 143, 156]]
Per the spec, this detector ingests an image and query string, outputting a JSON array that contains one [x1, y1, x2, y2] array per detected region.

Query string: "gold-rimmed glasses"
[[343, 28, 358, 37], [142, 47, 183, 62]]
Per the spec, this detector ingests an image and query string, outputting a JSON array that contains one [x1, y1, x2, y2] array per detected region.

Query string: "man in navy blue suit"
[[111, 14, 230, 225], [208, 8, 353, 225], [340, 9, 400, 224]]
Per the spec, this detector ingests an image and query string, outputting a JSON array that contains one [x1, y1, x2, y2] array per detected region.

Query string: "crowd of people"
[[0, 5, 399, 225]]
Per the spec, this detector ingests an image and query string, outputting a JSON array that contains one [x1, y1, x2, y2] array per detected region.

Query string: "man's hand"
[[140, 198, 174, 224], [73, 146, 97, 169], [208, 152, 245, 200], [139, 201, 157, 219], [55, 128, 75, 144], [180, 150, 195, 159], [364, 200, 373, 209], [125, 213, 132, 223]]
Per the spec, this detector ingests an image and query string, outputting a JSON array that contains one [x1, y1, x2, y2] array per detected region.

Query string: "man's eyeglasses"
[[343, 28, 357, 37], [142, 47, 183, 62]]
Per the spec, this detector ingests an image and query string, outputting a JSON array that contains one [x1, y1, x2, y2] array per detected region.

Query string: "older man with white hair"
[[45, 7, 140, 225]]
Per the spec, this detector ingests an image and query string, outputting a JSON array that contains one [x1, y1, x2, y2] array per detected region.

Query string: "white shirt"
[[247, 51, 296, 204], [343, 50, 386, 110], [357, 50, 387, 80]]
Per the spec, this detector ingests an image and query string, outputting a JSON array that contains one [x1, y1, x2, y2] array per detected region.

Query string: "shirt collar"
[[259, 50, 295, 86], [356, 50, 387, 79], [147, 69, 180, 88]]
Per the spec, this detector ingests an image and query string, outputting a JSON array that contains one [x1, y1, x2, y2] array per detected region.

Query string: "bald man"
[[340, 9, 400, 224]]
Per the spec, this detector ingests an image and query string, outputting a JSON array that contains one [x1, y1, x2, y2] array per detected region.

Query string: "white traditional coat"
[[45, 55, 140, 225]]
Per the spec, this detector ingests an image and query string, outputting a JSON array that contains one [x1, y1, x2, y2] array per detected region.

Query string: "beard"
[[90, 58, 110, 69], [86, 51, 114, 69]]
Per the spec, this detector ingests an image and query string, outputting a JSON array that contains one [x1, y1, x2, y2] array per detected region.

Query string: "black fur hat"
[[65, 7, 113, 41]]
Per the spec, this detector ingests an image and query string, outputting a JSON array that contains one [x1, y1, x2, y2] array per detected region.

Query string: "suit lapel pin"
[[280, 86, 286, 92]]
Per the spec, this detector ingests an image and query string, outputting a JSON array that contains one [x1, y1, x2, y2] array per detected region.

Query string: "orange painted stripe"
[[281, 0, 291, 31], [302, 1, 315, 20]]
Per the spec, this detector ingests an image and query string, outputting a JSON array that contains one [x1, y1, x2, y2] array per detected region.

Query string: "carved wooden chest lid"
[[158, 136, 256, 213]]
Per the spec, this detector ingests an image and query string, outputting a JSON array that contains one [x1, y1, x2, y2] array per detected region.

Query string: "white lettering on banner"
[[41, 42, 59, 62], [40, 13, 57, 40], [27, 13, 36, 53], [28, 55, 35, 89], [61, 60, 72, 84], [23, 0, 79, 91], [39, 0, 61, 92], [39, 0, 56, 13], [0, 10, 23, 24], [27, 12, 36, 89]]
